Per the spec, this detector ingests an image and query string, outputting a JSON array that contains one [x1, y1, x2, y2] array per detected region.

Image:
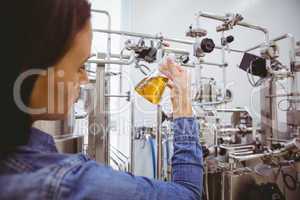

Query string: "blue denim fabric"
[[0, 117, 203, 200]]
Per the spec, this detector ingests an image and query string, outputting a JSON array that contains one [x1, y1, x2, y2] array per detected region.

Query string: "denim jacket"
[[0, 117, 203, 200]]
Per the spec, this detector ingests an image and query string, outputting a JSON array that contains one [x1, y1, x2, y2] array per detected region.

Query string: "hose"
[[149, 138, 156, 178]]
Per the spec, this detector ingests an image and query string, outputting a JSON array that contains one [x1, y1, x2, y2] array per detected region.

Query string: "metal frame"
[[87, 9, 112, 165], [93, 28, 243, 54], [129, 99, 135, 173], [88, 10, 299, 180], [198, 11, 270, 43], [91, 9, 112, 57], [156, 105, 163, 180]]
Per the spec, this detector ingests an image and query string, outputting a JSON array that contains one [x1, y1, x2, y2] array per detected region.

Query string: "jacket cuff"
[[172, 117, 199, 142]]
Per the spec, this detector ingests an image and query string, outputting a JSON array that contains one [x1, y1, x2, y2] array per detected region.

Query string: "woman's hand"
[[160, 58, 192, 119]]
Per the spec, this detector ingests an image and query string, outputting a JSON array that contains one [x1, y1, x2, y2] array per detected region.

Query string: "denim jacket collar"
[[25, 128, 58, 153]]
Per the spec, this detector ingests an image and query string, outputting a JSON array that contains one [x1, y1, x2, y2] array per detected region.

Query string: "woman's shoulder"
[[0, 152, 93, 200]]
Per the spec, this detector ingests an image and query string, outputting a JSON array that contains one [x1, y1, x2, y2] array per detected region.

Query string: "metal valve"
[[221, 35, 234, 46], [194, 38, 215, 57], [216, 13, 244, 32], [186, 25, 207, 38], [260, 42, 279, 60], [125, 39, 158, 63]]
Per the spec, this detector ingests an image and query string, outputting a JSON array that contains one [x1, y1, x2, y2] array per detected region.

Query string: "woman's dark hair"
[[0, 0, 91, 152]]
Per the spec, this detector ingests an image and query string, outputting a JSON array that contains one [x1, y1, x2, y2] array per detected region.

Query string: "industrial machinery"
[[35, 9, 300, 200]]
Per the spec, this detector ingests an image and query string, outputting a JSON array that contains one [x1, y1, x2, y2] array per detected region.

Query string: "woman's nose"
[[79, 69, 89, 85]]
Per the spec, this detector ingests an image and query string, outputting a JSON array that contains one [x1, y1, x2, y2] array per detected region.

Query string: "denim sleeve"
[[65, 117, 203, 200]]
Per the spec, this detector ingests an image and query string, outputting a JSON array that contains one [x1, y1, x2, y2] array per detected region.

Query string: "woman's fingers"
[[166, 79, 175, 89], [160, 57, 179, 74], [160, 70, 173, 81], [166, 57, 180, 75], [173, 62, 183, 72]]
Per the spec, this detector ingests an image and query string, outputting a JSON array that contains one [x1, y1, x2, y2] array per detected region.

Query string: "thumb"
[[166, 57, 174, 66], [164, 57, 180, 76]]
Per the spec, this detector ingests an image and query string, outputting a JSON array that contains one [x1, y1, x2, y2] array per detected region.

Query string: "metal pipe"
[[230, 153, 265, 161], [245, 34, 296, 54], [192, 100, 228, 107], [221, 32, 227, 101], [282, 138, 300, 150], [97, 52, 131, 60], [164, 37, 193, 45], [198, 11, 269, 41], [229, 139, 300, 162], [182, 63, 198, 68], [214, 46, 244, 53], [93, 28, 162, 40], [91, 9, 112, 58], [221, 171, 225, 200], [231, 151, 255, 156], [183, 61, 226, 68], [205, 163, 210, 200], [118, 49, 126, 142], [87, 51, 135, 65], [166, 38, 242, 53], [216, 108, 248, 112], [202, 61, 227, 67], [163, 47, 190, 56], [111, 145, 129, 160], [87, 58, 134, 65], [286, 34, 296, 66], [202, 108, 251, 113], [220, 144, 255, 150], [89, 63, 110, 164], [93, 28, 244, 54], [156, 105, 163, 180], [90, 10, 112, 166], [104, 93, 130, 102], [218, 127, 254, 133], [266, 138, 289, 142], [273, 33, 295, 43], [129, 99, 135, 173], [119, 49, 126, 94], [104, 94, 129, 98], [212, 121, 218, 157], [265, 92, 300, 98], [110, 149, 128, 165]]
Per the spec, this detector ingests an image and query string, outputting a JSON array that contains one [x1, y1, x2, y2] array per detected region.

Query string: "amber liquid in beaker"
[[135, 76, 168, 104]]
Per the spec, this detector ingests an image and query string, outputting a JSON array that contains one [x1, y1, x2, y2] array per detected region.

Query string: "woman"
[[0, 0, 203, 199]]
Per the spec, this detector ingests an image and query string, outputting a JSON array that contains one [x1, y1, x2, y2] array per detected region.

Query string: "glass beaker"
[[135, 55, 176, 104], [135, 70, 169, 104]]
